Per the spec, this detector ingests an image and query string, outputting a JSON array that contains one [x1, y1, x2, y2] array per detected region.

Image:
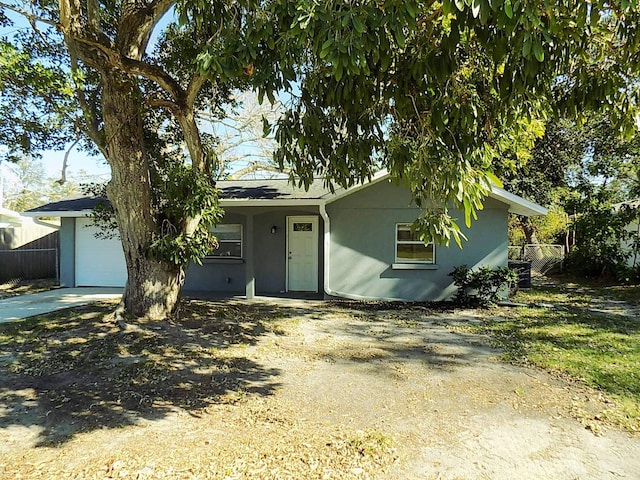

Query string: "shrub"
[[449, 265, 518, 306]]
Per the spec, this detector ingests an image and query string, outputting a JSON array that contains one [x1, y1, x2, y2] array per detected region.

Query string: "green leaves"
[[450, 264, 518, 305], [532, 40, 544, 62], [148, 164, 224, 267], [6, 0, 640, 256], [0, 39, 77, 162], [504, 0, 513, 19], [267, 0, 640, 246]]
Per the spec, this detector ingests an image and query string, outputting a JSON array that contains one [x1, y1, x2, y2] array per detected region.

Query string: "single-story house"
[[24, 171, 546, 301]]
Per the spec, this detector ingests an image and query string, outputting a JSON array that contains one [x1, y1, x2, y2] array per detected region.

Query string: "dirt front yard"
[[1, 298, 639, 479]]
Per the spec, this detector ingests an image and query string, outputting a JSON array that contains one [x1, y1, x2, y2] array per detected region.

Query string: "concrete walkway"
[[0, 288, 123, 323]]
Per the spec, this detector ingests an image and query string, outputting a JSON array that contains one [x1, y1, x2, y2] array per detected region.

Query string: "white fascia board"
[[219, 199, 326, 207], [21, 210, 93, 218], [489, 186, 547, 216], [24, 198, 329, 216], [324, 169, 392, 204], [323, 169, 546, 216]]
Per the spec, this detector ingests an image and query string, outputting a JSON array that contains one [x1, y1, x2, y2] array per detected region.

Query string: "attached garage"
[[75, 218, 127, 287]]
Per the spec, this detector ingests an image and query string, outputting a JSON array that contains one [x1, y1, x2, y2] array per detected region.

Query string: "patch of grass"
[[516, 276, 640, 306], [593, 285, 640, 305], [346, 429, 394, 457], [512, 284, 593, 307], [468, 304, 640, 432]]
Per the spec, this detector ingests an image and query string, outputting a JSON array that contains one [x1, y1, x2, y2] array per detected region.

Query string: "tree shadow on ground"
[[302, 302, 500, 375], [0, 299, 294, 447]]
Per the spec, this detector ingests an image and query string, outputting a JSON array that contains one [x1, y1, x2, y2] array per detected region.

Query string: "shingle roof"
[[216, 178, 332, 200], [24, 173, 547, 217], [26, 196, 110, 213], [25, 178, 332, 213]]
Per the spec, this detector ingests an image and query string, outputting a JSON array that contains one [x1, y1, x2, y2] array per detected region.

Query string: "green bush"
[[449, 265, 518, 306]]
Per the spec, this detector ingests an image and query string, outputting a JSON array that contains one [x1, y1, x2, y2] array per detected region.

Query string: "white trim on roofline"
[[22, 210, 94, 218], [489, 186, 547, 216], [325, 169, 547, 217], [219, 199, 325, 207], [323, 169, 391, 203]]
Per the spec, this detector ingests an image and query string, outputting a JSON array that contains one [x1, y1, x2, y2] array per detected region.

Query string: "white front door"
[[287, 216, 319, 292]]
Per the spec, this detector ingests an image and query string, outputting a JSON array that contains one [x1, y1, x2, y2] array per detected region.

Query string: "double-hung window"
[[395, 223, 434, 264], [208, 224, 243, 258]]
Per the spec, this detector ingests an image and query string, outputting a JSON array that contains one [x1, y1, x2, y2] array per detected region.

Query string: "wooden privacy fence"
[[0, 248, 59, 283], [0, 227, 59, 283]]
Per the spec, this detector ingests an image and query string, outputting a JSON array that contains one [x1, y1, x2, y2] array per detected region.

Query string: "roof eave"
[[488, 186, 548, 216], [22, 210, 94, 218], [0, 207, 27, 220], [324, 169, 547, 216], [220, 198, 326, 207], [324, 170, 392, 203], [22, 177, 547, 217]]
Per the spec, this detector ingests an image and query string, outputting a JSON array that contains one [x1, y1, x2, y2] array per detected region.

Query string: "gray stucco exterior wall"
[[53, 180, 510, 302], [184, 212, 247, 293], [184, 207, 324, 295], [59, 217, 75, 287], [57, 209, 324, 293], [326, 180, 509, 301]]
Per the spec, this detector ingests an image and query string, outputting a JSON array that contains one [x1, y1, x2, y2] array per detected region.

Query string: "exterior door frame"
[[286, 215, 319, 292]]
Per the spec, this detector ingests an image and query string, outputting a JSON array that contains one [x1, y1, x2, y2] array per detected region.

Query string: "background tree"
[[564, 186, 639, 280], [1, 0, 639, 319], [503, 119, 580, 246], [0, 19, 81, 164], [564, 116, 640, 280], [200, 91, 285, 180], [0, 156, 80, 211], [505, 113, 640, 280]]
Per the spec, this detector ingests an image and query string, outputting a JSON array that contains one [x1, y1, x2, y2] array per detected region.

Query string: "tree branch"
[[121, 56, 185, 102], [70, 54, 107, 155], [229, 163, 287, 179], [0, 1, 57, 27], [56, 136, 80, 184], [63, 32, 186, 102], [83, 0, 113, 49], [147, 97, 181, 115], [176, 110, 208, 172], [117, 0, 175, 58], [186, 71, 208, 109]]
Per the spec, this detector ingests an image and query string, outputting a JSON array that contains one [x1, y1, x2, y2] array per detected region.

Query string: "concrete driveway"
[[0, 288, 123, 323]]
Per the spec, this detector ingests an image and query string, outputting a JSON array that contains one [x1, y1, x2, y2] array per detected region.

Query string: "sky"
[[40, 149, 111, 182]]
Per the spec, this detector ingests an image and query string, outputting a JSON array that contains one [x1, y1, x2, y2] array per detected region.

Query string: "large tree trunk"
[[101, 70, 183, 319]]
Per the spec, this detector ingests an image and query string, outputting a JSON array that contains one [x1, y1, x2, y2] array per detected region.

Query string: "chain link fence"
[[509, 244, 565, 275]]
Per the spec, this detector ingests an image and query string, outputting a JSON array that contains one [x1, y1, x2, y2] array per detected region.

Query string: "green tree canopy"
[[1, 0, 639, 318]]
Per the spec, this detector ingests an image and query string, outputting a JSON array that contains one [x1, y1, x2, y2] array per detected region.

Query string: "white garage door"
[[75, 218, 127, 287]]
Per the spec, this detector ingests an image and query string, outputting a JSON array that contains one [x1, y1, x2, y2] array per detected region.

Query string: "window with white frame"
[[395, 223, 434, 263], [208, 224, 243, 258]]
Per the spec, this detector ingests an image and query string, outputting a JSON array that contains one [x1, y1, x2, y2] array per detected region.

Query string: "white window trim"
[[207, 223, 243, 259], [394, 223, 435, 264]]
